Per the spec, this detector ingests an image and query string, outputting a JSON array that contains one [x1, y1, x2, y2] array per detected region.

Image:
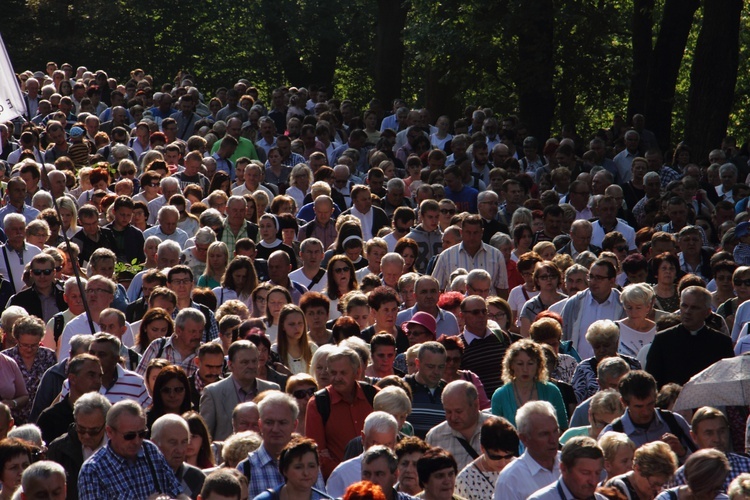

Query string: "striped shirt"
[[431, 242, 508, 291], [459, 328, 510, 399], [404, 375, 446, 438], [61, 364, 151, 408]]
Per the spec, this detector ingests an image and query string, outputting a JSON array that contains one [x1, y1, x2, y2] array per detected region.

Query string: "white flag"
[[0, 34, 26, 123]]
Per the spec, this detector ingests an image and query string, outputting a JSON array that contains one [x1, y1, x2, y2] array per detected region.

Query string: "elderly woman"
[[712, 260, 739, 311], [490, 339, 568, 430], [718, 266, 750, 334], [606, 440, 679, 499], [651, 252, 681, 313], [0, 438, 33, 500], [507, 252, 542, 334], [571, 320, 641, 403], [1, 317, 56, 424], [617, 283, 657, 358], [599, 431, 637, 480], [655, 449, 728, 500], [529, 317, 578, 384], [455, 416, 518, 500], [519, 261, 567, 337], [309, 343, 337, 390], [729, 473, 750, 500], [285, 374, 318, 436], [560, 389, 623, 445], [415, 448, 462, 500], [252, 436, 327, 500]]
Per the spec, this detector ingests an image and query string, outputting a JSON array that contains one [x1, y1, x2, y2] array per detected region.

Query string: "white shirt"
[[613, 149, 637, 184], [591, 219, 637, 251], [143, 225, 190, 247], [326, 454, 362, 498], [494, 451, 561, 500], [350, 206, 374, 240], [383, 232, 399, 252], [0, 242, 41, 293], [289, 268, 327, 293], [232, 183, 275, 203], [576, 290, 621, 359], [147, 196, 168, 225], [59, 313, 135, 361], [529, 478, 607, 500]]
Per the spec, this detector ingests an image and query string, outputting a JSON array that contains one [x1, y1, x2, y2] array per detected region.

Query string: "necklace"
[[513, 380, 536, 408]]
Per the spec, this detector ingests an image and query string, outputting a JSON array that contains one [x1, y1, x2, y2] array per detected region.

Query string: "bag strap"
[[657, 409, 698, 453], [155, 337, 167, 359], [308, 269, 326, 290], [314, 387, 331, 426], [2, 246, 15, 295], [53, 313, 65, 344], [143, 445, 163, 494], [455, 436, 479, 460]]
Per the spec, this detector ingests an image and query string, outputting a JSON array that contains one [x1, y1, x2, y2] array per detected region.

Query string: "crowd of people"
[[0, 61, 748, 499]]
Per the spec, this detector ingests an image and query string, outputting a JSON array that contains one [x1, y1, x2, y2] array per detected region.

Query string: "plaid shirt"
[[658, 165, 682, 187], [238, 444, 326, 499], [220, 219, 250, 257], [669, 452, 750, 490], [78, 440, 181, 499], [173, 301, 220, 343], [135, 336, 198, 378]]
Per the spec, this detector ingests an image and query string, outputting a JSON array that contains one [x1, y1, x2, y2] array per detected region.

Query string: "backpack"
[[611, 409, 697, 453], [314, 382, 377, 426]]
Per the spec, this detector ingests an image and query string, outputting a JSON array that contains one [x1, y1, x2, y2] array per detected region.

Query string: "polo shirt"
[[396, 305, 460, 337], [494, 451, 561, 500]]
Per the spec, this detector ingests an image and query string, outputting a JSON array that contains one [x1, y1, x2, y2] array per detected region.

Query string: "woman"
[[265, 147, 292, 193], [212, 256, 258, 308], [247, 332, 290, 389], [309, 344, 337, 389], [491, 233, 523, 290], [272, 305, 318, 375], [244, 194, 259, 224], [532, 241, 556, 261], [511, 224, 533, 262], [0, 353, 28, 424], [729, 474, 750, 500], [57, 196, 79, 240], [438, 200, 457, 232], [198, 242, 229, 289], [672, 142, 691, 171], [182, 410, 215, 470], [300, 292, 333, 346], [146, 365, 193, 429], [394, 238, 419, 275], [0, 438, 32, 500], [438, 335, 490, 410], [519, 262, 567, 337], [136, 308, 174, 354], [145, 359, 171, 397], [287, 164, 313, 211], [396, 437, 431, 497], [455, 417, 518, 500], [2, 317, 55, 424], [651, 252, 681, 313], [133, 202, 152, 233], [416, 448, 463, 500], [656, 449, 729, 500], [600, 431, 637, 480], [255, 214, 298, 268], [617, 284, 657, 358], [285, 374, 318, 435], [607, 440, 679, 500], [712, 260, 738, 311], [718, 266, 750, 334], [251, 282, 274, 319], [323, 221, 367, 270], [87, 248, 128, 312], [252, 436, 327, 500], [324, 255, 359, 321], [487, 297, 513, 332], [264, 286, 293, 344], [529, 317, 578, 384], [559, 390, 623, 445], [208, 171, 232, 198], [507, 252, 542, 333], [490, 339, 567, 430], [364, 110, 381, 145]]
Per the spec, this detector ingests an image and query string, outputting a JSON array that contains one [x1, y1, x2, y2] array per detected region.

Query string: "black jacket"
[[9, 282, 66, 320], [556, 242, 602, 257], [340, 205, 390, 238], [37, 395, 74, 445], [47, 423, 86, 500]]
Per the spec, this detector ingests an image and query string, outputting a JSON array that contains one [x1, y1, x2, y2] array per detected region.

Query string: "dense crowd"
[[0, 61, 748, 500]]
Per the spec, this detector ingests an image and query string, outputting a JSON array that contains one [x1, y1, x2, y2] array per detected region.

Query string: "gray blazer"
[[199, 376, 279, 441]]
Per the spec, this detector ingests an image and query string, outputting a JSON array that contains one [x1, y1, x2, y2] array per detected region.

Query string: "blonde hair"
[[632, 440, 678, 478], [532, 241, 555, 256], [598, 431, 636, 464], [585, 320, 620, 349], [501, 338, 548, 384]]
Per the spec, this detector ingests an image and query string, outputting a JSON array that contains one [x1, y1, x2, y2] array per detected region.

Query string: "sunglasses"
[[160, 386, 186, 395], [55, 266, 63, 272], [75, 423, 105, 436], [148, 183, 160, 187], [333, 267, 350, 274], [463, 308, 487, 316], [120, 429, 148, 441], [440, 209, 456, 215], [293, 388, 316, 399], [486, 450, 516, 461], [31, 269, 54, 276], [734, 279, 750, 287]]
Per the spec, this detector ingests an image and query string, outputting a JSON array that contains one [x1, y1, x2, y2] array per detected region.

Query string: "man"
[[613, 130, 640, 184], [216, 89, 248, 123], [404, 342, 447, 438], [458, 295, 513, 399], [561, 259, 624, 359], [341, 185, 389, 241], [146, 176, 181, 225], [298, 195, 337, 249], [172, 94, 199, 141], [657, 197, 707, 244], [198, 469, 242, 500], [589, 137, 620, 183], [601, 370, 694, 460], [361, 446, 416, 500], [152, 414, 206, 499], [125, 270, 166, 323], [137, 307, 206, 378], [19, 460, 67, 500], [166, 265, 220, 343], [647, 287, 733, 387], [78, 400, 182, 498], [494, 401, 562, 500], [0, 177, 40, 231], [104, 196, 146, 265], [533, 205, 565, 244], [670, 407, 750, 489], [87, 333, 151, 406], [180, 227, 215, 284], [190, 343, 225, 410], [569, 357, 630, 427], [557, 220, 601, 258], [528, 436, 606, 500], [432, 215, 509, 297], [677, 225, 713, 282], [9, 253, 66, 323], [126, 240, 182, 303], [382, 178, 414, 219], [57, 276, 118, 356], [289, 238, 327, 293], [645, 148, 681, 189], [174, 151, 211, 196], [478, 191, 507, 243], [444, 165, 479, 213], [238, 391, 325, 498], [591, 169, 614, 196], [590, 195, 636, 251], [266, 250, 306, 304], [306, 346, 378, 477], [232, 402, 260, 434], [216, 195, 258, 256], [426, 380, 491, 471], [22, 77, 40, 121], [71, 205, 117, 266], [200, 341, 279, 441], [97, 308, 139, 370], [406, 200, 443, 274], [144, 205, 189, 247], [383, 206, 416, 252], [565, 180, 593, 220], [500, 179, 524, 220], [396, 276, 460, 337], [211, 117, 259, 163], [37, 353, 103, 444], [275, 134, 306, 167], [327, 412, 399, 498], [43, 121, 70, 163]]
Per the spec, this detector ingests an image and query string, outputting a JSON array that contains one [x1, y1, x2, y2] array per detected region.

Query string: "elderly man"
[[47, 393, 111, 500], [152, 414, 206, 498], [0, 213, 42, 293], [647, 287, 733, 387], [19, 461, 67, 500], [590, 195, 636, 251], [200, 341, 279, 441], [0, 177, 40, 228], [677, 225, 713, 282], [341, 185, 389, 241], [306, 346, 378, 477], [57, 276, 118, 356], [9, 253, 66, 323], [146, 176, 181, 225], [137, 307, 206, 378], [494, 401, 562, 500], [84, 333, 150, 406], [569, 357, 631, 427], [478, 190, 507, 243], [432, 214, 509, 297], [78, 400, 181, 498], [404, 342, 447, 438], [382, 178, 414, 219], [361, 446, 415, 500], [127, 240, 182, 303], [613, 130, 640, 184], [426, 380, 492, 470], [37, 353, 102, 444], [180, 227, 216, 282], [71, 204, 118, 266], [557, 220, 601, 258], [396, 276, 460, 336], [298, 195, 337, 248], [231, 162, 275, 201], [215, 195, 257, 256], [232, 401, 260, 433], [528, 437, 606, 500], [144, 205, 189, 247], [327, 412, 399, 497]]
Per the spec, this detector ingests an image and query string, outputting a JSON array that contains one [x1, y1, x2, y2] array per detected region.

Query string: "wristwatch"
[[11, 400, 16, 408]]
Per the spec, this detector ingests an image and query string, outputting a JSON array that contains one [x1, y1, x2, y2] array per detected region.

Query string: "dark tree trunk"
[[626, 0, 655, 121], [261, 0, 309, 85], [423, 69, 462, 124], [643, 0, 699, 151], [685, 0, 742, 164], [374, 0, 409, 106]]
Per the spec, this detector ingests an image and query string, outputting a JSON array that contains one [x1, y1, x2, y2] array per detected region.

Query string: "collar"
[[462, 327, 490, 344], [351, 206, 370, 217], [587, 289, 615, 306], [232, 375, 257, 395], [521, 450, 560, 475], [328, 382, 367, 404]]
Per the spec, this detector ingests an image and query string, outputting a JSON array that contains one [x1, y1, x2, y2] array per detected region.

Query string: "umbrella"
[[672, 354, 750, 411]]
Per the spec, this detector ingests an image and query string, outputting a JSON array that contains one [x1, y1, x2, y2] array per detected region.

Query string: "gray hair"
[[643, 171, 660, 184], [87, 248, 116, 276], [467, 269, 492, 287], [74, 392, 111, 419], [597, 356, 631, 382], [8, 424, 43, 447], [381, 252, 405, 268], [489, 232, 512, 250], [590, 389, 624, 416], [570, 219, 593, 235], [417, 341, 446, 360], [624, 130, 640, 141], [373, 386, 412, 416], [31, 190, 53, 207], [64, 276, 87, 295], [1, 306, 28, 335], [565, 263, 589, 280], [199, 208, 223, 228], [151, 414, 189, 443], [69, 334, 94, 357], [258, 391, 299, 421], [222, 431, 262, 467], [361, 445, 398, 473], [327, 346, 362, 372], [158, 204, 180, 221], [386, 178, 405, 192], [91, 332, 122, 356], [620, 283, 655, 307], [363, 411, 398, 437], [194, 227, 217, 246], [720, 163, 738, 176], [300, 238, 324, 253], [106, 399, 145, 428], [516, 400, 557, 436], [87, 275, 117, 295], [175, 307, 206, 329], [681, 285, 712, 310], [397, 273, 419, 294], [3, 213, 25, 228], [442, 380, 479, 406], [157, 240, 182, 258], [477, 190, 499, 203], [160, 176, 179, 190], [21, 461, 66, 492], [585, 320, 620, 348], [227, 195, 247, 209]]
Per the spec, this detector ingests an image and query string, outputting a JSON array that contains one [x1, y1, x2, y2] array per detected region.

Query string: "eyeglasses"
[[55, 266, 63, 272], [734, 279, 750, 287], [536, 274, 556, 281], [293, 388, 316, 399], [148, 183, 160, 187], [169, 278, 192, 285], [463, 308, 488, 316], [31, 268, 54, 276], [440, 209, 456, 215], [486, 450, 516, 461], [75, 423, 105, 436], [588, 274, 611, 281], [86, 288, 113, 295], [118, 429, 148, 441], [18, 342, 39, 349], [161, 386, 186, 395], [333, 267, 350, 274], [407, 328, 430, 337]]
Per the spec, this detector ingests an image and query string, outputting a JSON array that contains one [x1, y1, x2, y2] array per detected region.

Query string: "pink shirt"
[[0, 354, 28, 400]]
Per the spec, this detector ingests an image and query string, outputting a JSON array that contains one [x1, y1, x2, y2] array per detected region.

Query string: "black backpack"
[[315, 382, 377, 426], [611, 409, 697, 453]]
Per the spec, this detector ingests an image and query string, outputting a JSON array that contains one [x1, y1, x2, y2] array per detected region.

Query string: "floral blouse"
[[2, 345, 57, 424]]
